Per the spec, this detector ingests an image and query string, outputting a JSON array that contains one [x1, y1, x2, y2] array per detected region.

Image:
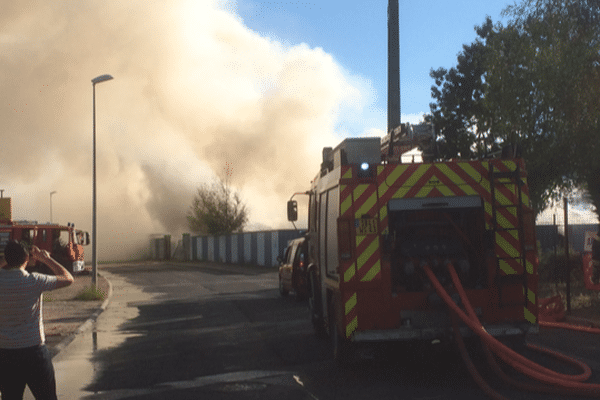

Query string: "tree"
[[429, 17, 498, 160], [486, 0, 600, 214], [483, 19, 573, 213], [187, 177, 249, 235], [428, 0, 600, 215]]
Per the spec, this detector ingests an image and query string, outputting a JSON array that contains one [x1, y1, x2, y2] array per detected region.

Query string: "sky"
[[236, 0, 509, 129], [2, 1, 592, 261]]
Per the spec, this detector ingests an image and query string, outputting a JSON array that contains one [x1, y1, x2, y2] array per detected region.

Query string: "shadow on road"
[[85, 291, 325, 393]]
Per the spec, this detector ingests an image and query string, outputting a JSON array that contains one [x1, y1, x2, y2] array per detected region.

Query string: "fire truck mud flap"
[[330, 304, 374, 364], [331, 315, 350, 364], [308, 270, 326, 338]]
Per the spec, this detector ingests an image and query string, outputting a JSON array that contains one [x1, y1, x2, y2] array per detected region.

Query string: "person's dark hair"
[[4, 240, 29, 267]]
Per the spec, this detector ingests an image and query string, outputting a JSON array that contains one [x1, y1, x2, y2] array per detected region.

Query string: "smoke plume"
[[0, 0, 371, 260]]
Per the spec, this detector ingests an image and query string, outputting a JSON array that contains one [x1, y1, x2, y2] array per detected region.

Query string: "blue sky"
[[234, 0, 509, 129], [230, 1, 598, 225]]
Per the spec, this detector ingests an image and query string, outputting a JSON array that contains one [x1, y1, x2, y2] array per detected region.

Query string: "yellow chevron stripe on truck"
[[345, 293, 358, 338], [361, 260, 381, 282], [340, 185, 352, 216]]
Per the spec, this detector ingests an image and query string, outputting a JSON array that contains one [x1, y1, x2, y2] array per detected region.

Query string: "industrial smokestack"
[[387, 0, 400, 157]]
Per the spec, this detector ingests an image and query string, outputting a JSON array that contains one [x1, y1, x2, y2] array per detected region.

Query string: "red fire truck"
[[0, 197, 89, 274], [288, 137, 539, 361]]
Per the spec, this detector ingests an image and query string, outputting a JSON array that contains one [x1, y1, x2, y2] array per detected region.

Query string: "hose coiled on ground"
[[423, 262, 600, 398]]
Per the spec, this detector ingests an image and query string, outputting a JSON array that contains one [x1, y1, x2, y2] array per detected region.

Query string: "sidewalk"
[[43, 272, 111, 357]]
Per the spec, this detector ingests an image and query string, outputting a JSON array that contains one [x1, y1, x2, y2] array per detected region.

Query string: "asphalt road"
[[40, 261, 600, 399]]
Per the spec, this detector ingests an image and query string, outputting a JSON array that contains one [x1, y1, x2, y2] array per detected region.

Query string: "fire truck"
[[0, 196, 89, 274], [287, 136, 539, 361], [286, 1, 538, 362]]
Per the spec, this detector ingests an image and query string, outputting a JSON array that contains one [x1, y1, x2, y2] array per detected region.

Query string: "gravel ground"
[[42, 272, 110, 356]]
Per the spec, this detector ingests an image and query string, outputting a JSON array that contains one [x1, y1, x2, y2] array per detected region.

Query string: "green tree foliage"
[[487, 0, 600, 213], [429, 17, 500, 160], [428, 0, 600, 215], [187, 178, 248, 235]]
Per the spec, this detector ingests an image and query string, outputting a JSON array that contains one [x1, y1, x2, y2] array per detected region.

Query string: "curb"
[[50, 274, 114, 358]]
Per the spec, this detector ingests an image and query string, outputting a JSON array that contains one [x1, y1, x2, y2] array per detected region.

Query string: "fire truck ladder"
[[489, 162, 529, 308]]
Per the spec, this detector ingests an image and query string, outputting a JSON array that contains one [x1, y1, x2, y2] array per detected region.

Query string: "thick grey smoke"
[[0, 0, 370, 260]]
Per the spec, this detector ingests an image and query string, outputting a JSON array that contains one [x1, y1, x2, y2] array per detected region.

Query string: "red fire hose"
[[445, 263, 598, 397], [444, 264, 592, 381], [450, 311, 509, 400], [538, 293, 600, 334], [540, 320, 600, 334], [423, 263, 600, 397]]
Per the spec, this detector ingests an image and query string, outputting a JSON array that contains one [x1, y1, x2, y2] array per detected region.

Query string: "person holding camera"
[[0, 240, 74, 400]]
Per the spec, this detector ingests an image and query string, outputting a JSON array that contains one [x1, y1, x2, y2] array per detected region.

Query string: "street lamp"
[[92, 74, 113, 288], [50, 191, 57, 223]]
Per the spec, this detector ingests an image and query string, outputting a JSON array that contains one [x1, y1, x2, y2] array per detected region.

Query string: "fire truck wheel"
[[308, 271, 327, 338], [330, 309, 353, 366], [293, 281, 306, 302], [278, 274, 289, 297]]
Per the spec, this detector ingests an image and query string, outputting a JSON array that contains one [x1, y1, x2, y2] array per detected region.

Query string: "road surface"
[[32, 261, 600, 399]]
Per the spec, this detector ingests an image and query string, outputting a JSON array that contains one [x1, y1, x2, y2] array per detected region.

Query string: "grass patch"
[[74, 285, 106, 301]]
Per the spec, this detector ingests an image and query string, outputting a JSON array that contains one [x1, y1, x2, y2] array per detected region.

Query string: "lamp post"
[[92, 74, 113, 288], [50, 191, 57, 223]]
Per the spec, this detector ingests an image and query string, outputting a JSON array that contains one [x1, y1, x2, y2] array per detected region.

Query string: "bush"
[[538, 249, 582, 284], [74, 285, 106, 301]]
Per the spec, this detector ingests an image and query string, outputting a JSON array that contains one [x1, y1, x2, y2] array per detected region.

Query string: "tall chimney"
[[387, 0, 400, 156]]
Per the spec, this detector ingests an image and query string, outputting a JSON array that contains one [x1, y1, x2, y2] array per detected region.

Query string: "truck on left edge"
[[0, 196, 90, 274]]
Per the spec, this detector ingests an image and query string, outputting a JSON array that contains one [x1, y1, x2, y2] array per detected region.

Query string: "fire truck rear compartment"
[[384, 196, 488, 294]]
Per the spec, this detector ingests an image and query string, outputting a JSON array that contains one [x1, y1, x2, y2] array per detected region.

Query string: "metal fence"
[[186, 230, 304, 267], [149, 234, 171, 260], [537, 224, 598, 254], [150, 225, 599, 266]]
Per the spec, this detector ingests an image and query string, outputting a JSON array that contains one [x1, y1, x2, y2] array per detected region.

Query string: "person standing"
[[0, 241, 74, 400]]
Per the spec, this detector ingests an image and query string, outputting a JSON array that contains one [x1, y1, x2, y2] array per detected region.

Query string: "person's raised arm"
[[30, 245, 74, 288]]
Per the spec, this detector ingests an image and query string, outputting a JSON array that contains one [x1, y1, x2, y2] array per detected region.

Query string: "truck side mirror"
[[85, 232, 90, 246], [287, 200, 298, 222]]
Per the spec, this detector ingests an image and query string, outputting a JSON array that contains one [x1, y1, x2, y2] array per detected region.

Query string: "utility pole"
[[564, 197, 571, 314], [50, 191, 57, 223], [91, 74, 114, 288]]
